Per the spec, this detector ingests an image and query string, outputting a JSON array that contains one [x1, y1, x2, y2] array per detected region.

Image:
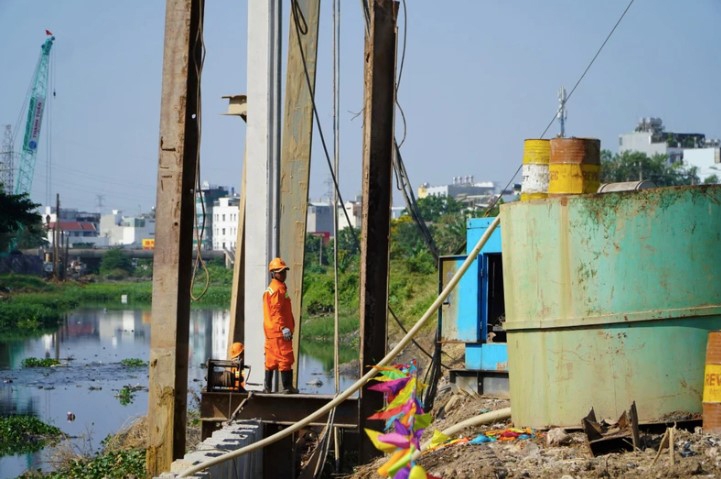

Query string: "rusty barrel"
[[548, 137, 601, 195], [520, 139, 550, 201], [703, 331, 721, 432]]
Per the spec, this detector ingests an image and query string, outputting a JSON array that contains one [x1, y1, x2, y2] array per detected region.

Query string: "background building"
[[619, 118, 721, 181], [417, 177, 512, 208], [212, 196, 240, 251]]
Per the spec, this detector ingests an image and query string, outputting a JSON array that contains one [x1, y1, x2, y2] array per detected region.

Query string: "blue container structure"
[[438, 217, 508, 394]]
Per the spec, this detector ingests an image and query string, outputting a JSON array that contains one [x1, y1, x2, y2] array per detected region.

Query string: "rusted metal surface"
[[501, 185, 721, 428], [278, 0, 321, 385], [548, 137, 601, 195], [582, 402, 639, 456], [358, 0, 398, 463], [200, 392, 358, 439], [147, 0, 203, 474], [438, 256, 480, 342], [703, 331, 721, 432]]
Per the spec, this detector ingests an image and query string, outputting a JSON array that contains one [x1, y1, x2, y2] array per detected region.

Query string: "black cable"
[[393, 144, 439, 262], [290, 1, 356, 234], [291, 0, 445, 368], [190, 0, 210, 301]]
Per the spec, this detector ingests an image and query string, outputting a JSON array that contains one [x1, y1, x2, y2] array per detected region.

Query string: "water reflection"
[[0, 307, 358, 479]]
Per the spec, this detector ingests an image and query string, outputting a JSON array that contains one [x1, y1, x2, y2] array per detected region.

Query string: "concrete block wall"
[[155, 420, 263, 478]]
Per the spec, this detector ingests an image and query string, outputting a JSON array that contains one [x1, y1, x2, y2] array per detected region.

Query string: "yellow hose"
[[177, 216, 501, 477]]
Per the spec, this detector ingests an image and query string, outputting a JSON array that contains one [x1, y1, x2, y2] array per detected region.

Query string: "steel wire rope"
[[290, 4, 453, 424], [395, 0, 408, 148], [479, 0, 636, 219], [327, 0, 343, 473], [332, 0, 342, 397], [288, 4, 343, 469], [332, 0, 344, 470], [189, 1, 211, 301], [349, 0, 445, 366], [48, 162, 156, 189], [176, 217, 500, 478]]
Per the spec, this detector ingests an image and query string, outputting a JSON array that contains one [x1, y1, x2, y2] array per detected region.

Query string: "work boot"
[[263, 370, 274, 393], [280, 370, 299, 394]]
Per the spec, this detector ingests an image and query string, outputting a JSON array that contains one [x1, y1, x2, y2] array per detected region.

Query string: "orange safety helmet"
[[229, 342, 244, 359], [268, 257, 290, 272]]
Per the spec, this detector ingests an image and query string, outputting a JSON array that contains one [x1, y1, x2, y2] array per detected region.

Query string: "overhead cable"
[[481, 0, 636, 218]]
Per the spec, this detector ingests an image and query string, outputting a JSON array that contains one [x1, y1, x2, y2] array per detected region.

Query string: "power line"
[[481, 0, 636, 217]]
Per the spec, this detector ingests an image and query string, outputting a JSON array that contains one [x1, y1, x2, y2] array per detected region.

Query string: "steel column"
[[358, 0, 398, 463], [244, 0, 283, 383]]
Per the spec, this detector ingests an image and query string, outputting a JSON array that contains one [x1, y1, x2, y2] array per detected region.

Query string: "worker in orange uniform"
[[263, 257, 298, 394], [228, 342, 246, 392]]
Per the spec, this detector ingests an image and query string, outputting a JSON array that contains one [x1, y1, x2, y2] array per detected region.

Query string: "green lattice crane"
[[14, 32, 55, 196]]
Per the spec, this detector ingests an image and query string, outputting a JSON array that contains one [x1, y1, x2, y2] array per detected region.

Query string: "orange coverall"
[[263, 278, 295, 371]]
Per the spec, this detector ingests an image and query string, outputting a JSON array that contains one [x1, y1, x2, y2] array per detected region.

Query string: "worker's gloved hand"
[[282, 327, 292, 341]]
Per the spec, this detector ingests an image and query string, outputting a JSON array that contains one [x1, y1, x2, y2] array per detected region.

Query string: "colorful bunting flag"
[[364, 360, 440, 479]]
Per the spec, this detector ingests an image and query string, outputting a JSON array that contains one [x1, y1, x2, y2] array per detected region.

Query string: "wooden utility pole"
[[53, 193, 60, 279], [278, 0, 321, 386], [358, 0, 398, 463], [225, 95, 247, 350], [228, 162, 246, 348], [146, 0, 203, 475]]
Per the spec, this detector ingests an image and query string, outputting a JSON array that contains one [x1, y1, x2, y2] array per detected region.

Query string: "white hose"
[[177, 216, 501, 477], [418, 407, 512, 455]]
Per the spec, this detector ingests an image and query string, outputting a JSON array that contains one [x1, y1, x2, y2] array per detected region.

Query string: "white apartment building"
[[98, 210, 155, 248], [212, 197, 240, 251], [619, 118, 686, 163], [619, 118, 721, 182], [683, 148, 721, 181]]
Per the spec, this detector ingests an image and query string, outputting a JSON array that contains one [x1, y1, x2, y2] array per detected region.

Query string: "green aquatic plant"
[[0, 415, 63, 456], [120, 358, 147, 368], [115, 385, 144, 406], [21, 357, 61, 368], [19, 449, 146, 479]]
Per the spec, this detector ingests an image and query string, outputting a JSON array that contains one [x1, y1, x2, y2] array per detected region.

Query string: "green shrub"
[[99, 248, 133, 275]]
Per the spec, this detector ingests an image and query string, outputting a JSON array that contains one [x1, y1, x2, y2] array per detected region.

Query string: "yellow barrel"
[[548, 138, 601, 195], [520, 139, 550, 201], [703, 331, 721, 433]]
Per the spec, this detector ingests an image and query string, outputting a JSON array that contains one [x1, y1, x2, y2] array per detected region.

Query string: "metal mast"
[[15, 33, 55, 196], [0, 125, 14, 192], [557, 86, 567, 138]]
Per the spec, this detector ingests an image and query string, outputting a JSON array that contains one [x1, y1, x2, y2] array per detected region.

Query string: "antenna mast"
[[557, 86, 567, 138]]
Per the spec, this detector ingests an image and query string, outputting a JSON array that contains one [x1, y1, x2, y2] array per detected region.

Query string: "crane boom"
[[14, 33, 55, 196]]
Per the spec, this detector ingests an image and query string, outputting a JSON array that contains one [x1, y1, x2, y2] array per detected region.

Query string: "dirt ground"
[[344, 383, 721, 479]]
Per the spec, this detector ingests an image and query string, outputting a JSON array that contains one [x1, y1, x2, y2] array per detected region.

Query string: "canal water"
[[0, 308, 358, 478]]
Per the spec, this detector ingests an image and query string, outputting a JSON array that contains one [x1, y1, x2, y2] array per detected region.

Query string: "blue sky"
[[1, 1, 720, 214]]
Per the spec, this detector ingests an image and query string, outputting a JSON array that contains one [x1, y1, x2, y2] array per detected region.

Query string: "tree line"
[[1, 149, 713, 255]]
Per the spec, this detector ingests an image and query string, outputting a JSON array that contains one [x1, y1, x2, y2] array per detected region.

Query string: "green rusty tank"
[[500, 185, 721, 428]]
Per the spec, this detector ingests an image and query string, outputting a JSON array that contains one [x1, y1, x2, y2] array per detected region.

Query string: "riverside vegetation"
[[1, 194, 478, 477]]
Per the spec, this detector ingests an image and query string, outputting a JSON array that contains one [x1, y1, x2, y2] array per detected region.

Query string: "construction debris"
[[582, 401, 640, 456]]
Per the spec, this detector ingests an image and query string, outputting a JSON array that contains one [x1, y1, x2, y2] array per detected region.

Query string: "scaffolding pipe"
[[176, 216, 501, 477]]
